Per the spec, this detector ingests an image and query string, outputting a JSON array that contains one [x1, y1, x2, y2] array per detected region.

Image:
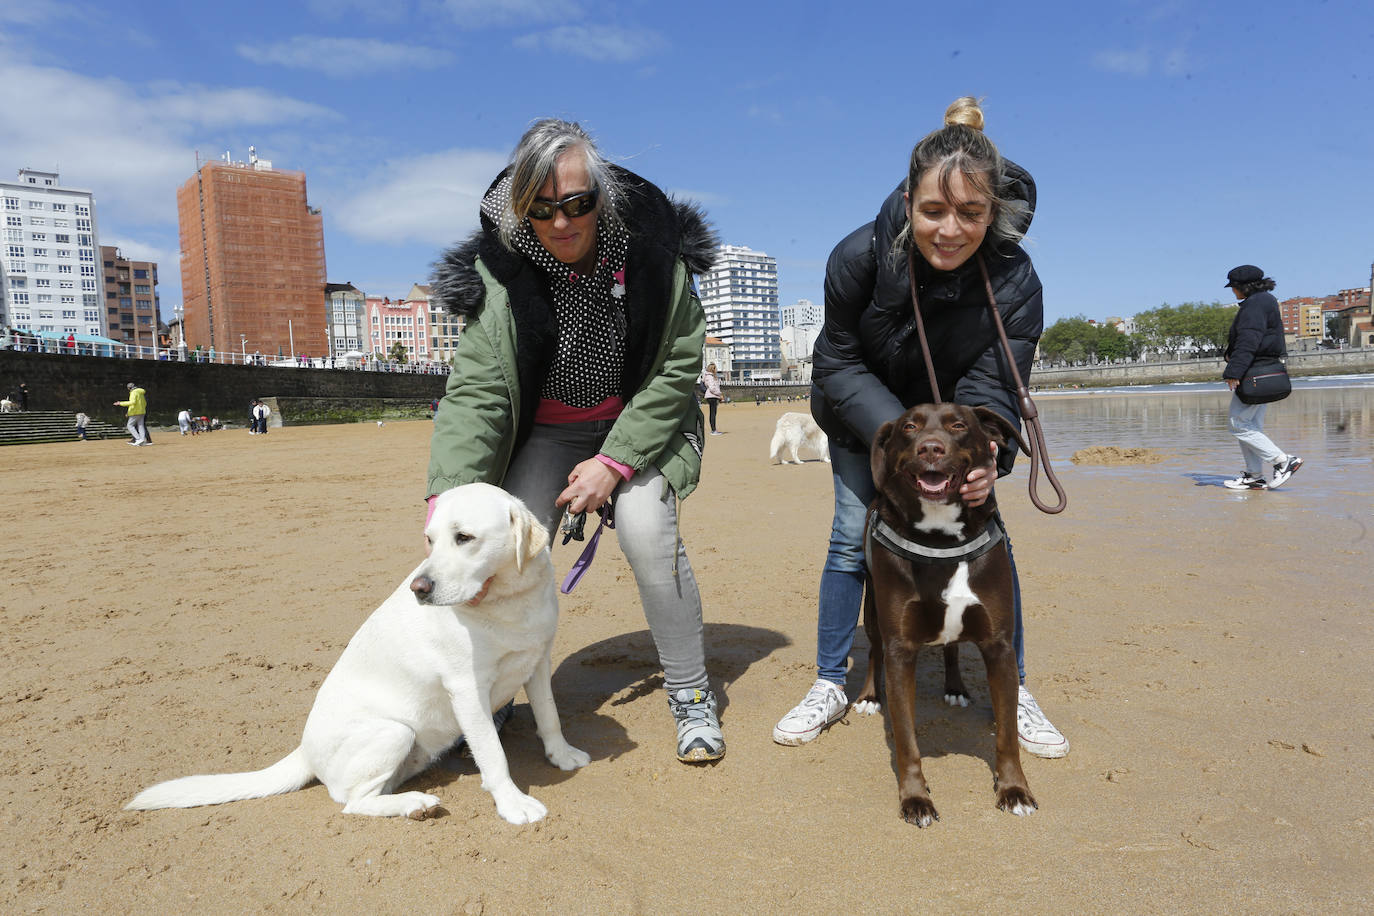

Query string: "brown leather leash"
[[905, 250, 1067, 514]]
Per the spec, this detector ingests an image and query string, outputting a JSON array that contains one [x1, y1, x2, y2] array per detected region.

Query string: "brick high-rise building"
[[177, 149, 326, 361]]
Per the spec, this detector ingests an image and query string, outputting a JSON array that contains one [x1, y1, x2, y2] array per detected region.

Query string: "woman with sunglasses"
[[427, 119, 726, 763], [771, 97, 1069, 760]]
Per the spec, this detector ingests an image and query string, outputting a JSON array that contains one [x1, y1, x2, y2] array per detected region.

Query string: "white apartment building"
[[697, 244, 780, 380], [324, 282, 366, 357], [780, 298, 822, 330], [1, 168, 103, 337]]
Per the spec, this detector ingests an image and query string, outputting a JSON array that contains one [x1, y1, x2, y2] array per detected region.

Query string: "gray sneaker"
[[668, 687, 725, 763]]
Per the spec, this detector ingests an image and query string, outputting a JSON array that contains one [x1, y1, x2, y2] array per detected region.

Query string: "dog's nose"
[[917, 438, 946, 459], [410, 575, 434, 597]]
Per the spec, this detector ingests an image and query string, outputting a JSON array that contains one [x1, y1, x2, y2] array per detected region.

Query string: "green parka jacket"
[[426, 166, 719, 503]]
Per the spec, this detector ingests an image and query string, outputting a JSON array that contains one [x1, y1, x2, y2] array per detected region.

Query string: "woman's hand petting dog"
[[958, 443, 998, 507]]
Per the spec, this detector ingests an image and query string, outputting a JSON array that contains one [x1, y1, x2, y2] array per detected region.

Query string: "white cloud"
[[0, 60, 340, 225], [237, 36, 453, 77], [101, 235, 180, 269], [513, 25, 664, 62], [327, 148, 509, 246], [1092, 48, 1152, 77], [437, 0, 581, 28], [1091, 46, 1190, 78]]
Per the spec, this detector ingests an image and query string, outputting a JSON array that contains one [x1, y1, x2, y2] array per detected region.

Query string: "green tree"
[[388, 341, 408, 364], [1095, 323, 1135, 361], [1039, 315, 1098, 362]]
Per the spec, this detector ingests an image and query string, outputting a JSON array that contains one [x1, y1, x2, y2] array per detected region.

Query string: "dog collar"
[[866, 512, 1004, 565]]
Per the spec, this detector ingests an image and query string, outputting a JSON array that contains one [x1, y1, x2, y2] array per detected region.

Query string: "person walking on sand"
[[75, 412, 89, 441], [1221, 265, 1302, 491], [427, 118, 725, 764], [115, 382, 150, 446], [772, 97, 1068, 759], [177, 408, 193, 436], [700, 362, 723, 435]]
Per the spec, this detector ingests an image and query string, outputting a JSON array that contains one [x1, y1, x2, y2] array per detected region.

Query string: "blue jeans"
[[1228, 395, 1284, 476], [501, 420, 708, 694], [816, 442, 1026, 687]]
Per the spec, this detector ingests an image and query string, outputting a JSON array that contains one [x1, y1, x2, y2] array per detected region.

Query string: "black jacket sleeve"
[[811, 223, 907, 451]]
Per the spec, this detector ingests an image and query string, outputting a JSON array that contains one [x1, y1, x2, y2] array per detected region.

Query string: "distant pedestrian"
[[66, 332, 76, 352], [115, 382, 150, 446], [75, 412, 89, 441], [700, 362, 723, 435], [16, 382, 29, 411], [178, 408, 193, 436], [1221, 265, 1303, 491]]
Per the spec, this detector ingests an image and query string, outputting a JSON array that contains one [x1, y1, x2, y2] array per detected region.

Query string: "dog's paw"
[[851, 699, 881, 716], [900, 796, 939, 828], [943, 692, 970, 708], [546, 742, 591, 771], [405, 794, 443, 820], [996, 785, 1037, 817], [491, 785, 548, 825]]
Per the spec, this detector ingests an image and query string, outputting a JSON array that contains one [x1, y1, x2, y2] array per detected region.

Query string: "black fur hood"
[[431, 164, 719, 317]]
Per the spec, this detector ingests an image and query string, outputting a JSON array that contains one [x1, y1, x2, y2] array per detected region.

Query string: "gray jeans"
[[502, 420, 708, 693], [126, 414, 147, 444], [1228, 395, 1284, 477]]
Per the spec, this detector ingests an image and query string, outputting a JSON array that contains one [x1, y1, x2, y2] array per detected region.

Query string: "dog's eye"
[[949, 421, 967, 431], [902, 422, 917, 431], [454, 532, 474, 545]]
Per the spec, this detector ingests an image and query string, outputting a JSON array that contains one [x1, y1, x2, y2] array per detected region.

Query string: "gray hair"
[[890, 97, 1027, 264], [498, 118, 627, 250]]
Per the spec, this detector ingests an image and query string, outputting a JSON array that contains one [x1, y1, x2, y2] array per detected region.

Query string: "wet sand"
[[2, 402, 1371, 913]]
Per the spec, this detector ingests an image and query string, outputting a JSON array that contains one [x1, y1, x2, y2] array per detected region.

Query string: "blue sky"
[[3, 0, 1371, 325]]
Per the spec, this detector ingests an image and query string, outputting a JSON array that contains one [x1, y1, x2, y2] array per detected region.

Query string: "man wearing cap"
[[1221, 265, 1301, 490], [115, 382, 151, 446]]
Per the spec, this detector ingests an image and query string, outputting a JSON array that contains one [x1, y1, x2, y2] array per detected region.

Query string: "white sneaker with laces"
[[1017, 685, 1069, 758], [773, 679, 847, 746]]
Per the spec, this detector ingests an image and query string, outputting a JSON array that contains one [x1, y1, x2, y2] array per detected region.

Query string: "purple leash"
[[559, 502, 616, 594]]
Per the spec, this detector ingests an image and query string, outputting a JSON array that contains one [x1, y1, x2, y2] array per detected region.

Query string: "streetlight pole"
[[240, 334, 246, 365]]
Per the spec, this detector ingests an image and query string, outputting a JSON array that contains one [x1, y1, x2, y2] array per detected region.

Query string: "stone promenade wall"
[[0, 350, 446, 427]]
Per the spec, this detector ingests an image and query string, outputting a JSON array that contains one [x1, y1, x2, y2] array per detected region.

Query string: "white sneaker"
[[1017, 686, 1069, 758], [773, 679, 847, 746]]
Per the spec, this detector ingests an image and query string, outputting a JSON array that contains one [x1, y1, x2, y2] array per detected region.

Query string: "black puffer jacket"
[[811, 160, 1043, 475], [1222, 291, 1286, 380]]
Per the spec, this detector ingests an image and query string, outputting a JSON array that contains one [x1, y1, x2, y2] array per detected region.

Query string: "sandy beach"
[[2, 396, 1371, 913]]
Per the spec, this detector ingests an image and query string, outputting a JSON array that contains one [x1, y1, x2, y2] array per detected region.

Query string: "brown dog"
[[855, 403, 1036, 826]]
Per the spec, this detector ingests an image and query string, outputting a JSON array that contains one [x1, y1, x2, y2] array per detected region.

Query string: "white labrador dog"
[[126, 483, 589, 824], [769, 412, 830, 465], [0, 398, 15, 413]]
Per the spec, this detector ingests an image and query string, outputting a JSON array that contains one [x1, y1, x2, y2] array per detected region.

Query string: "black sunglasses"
[[527, 186, 600, 221]]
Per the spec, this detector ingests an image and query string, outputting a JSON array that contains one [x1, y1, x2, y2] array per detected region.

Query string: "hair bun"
[[944, 96, 985, 131]]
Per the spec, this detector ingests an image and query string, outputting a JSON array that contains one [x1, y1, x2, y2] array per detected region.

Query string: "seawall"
[[0, 350, 446, 427]]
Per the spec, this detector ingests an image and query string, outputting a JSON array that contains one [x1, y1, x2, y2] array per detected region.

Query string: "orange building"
[[176, 149, 326, 360]]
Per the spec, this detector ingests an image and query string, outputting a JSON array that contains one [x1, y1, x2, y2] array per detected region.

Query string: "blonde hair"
[[891, 96, 1026, 261]]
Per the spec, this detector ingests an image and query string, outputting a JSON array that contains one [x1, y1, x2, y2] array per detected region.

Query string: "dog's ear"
[[972, 407, 1030, 458], [510, 502, 549, 573], [870, 420, 896, 489]]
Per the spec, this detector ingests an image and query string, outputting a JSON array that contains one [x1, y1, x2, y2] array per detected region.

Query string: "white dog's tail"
[[769, 428, 785, 464], [125, 747, 314, 811]]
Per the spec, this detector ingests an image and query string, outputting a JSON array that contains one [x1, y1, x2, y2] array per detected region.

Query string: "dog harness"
[[864, 508, 1005, 567]]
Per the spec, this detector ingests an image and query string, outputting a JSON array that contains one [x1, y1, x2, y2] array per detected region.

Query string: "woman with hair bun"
[[772, 97, 1069, 759]]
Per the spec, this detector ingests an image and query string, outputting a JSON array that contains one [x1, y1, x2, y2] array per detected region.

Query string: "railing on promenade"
[[1, 334, 450, 375]]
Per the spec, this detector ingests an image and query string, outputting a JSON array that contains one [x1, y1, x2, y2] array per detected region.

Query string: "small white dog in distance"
[[126, 482, 589, 824], [769, 412, 831, 465], [0, 398, 15, 413]]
